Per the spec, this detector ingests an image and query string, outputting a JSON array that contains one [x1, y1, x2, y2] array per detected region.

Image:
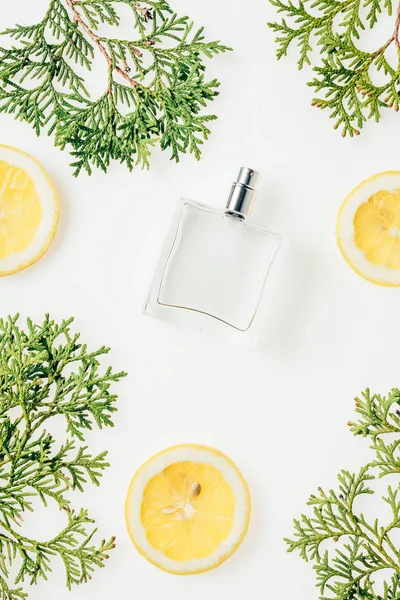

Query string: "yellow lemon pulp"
[[0, 160, 42, 259], [125, 445, 250, 574], [354, 189, 400, 269], [141, 461, 236, 562], [337, 171, 400, 286], [0, 145, 58, 276]]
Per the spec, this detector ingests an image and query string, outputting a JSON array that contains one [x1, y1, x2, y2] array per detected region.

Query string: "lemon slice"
[[337, 171, 400, 286], [125, 444, 251, 574], [0, 145, 58, 276]]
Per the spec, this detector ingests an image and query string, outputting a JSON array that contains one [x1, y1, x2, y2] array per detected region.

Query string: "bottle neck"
[[225, 182, 257, 218]]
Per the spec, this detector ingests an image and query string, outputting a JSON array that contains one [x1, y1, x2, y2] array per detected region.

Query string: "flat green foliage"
[[268, 0, 400, 136], [286, 388, 400, 600], [0, 315, 126, 599], [0, 1, 231, 175]]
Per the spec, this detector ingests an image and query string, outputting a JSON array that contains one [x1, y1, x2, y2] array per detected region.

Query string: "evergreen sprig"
[[268, 0, 400, 136], [0, 1, 231, 175], [286, 388, 400, 600], [0, 315, 126, 599]]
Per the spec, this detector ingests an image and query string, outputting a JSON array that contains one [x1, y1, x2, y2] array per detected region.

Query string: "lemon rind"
[[0, 144, 59, 277], [125, 444, 251, 575], [337, 170, 400, 287]]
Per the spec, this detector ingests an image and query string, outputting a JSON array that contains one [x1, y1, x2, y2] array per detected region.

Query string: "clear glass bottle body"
[[145, 198, 281, 333]]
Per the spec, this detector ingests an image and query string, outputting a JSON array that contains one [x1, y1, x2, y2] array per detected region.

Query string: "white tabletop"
[[2, 0, 399, 598]]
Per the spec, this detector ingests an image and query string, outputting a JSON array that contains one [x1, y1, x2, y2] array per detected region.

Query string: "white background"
[[1, 0, 400, 598]]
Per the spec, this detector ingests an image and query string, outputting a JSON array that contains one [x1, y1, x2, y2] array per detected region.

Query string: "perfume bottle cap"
[[225, 167, 259, 218]]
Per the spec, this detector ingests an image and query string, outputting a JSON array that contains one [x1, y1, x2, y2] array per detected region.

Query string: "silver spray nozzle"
[[225, 167, 259, 218]]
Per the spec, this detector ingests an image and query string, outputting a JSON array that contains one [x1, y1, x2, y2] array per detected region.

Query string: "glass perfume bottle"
[[145, 168, 281, 332]]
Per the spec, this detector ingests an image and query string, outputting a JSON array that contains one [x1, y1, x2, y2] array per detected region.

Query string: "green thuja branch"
[[286, 388, 400, 600], [268, 0, 400, 136], [0, 315, 126, 598], [0, 1, 231, 175]]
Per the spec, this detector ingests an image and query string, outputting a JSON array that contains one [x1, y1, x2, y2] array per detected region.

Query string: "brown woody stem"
[[394, 0, 400, 48], [65, 0, 139, 87], [372, 0, 400, 56]]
